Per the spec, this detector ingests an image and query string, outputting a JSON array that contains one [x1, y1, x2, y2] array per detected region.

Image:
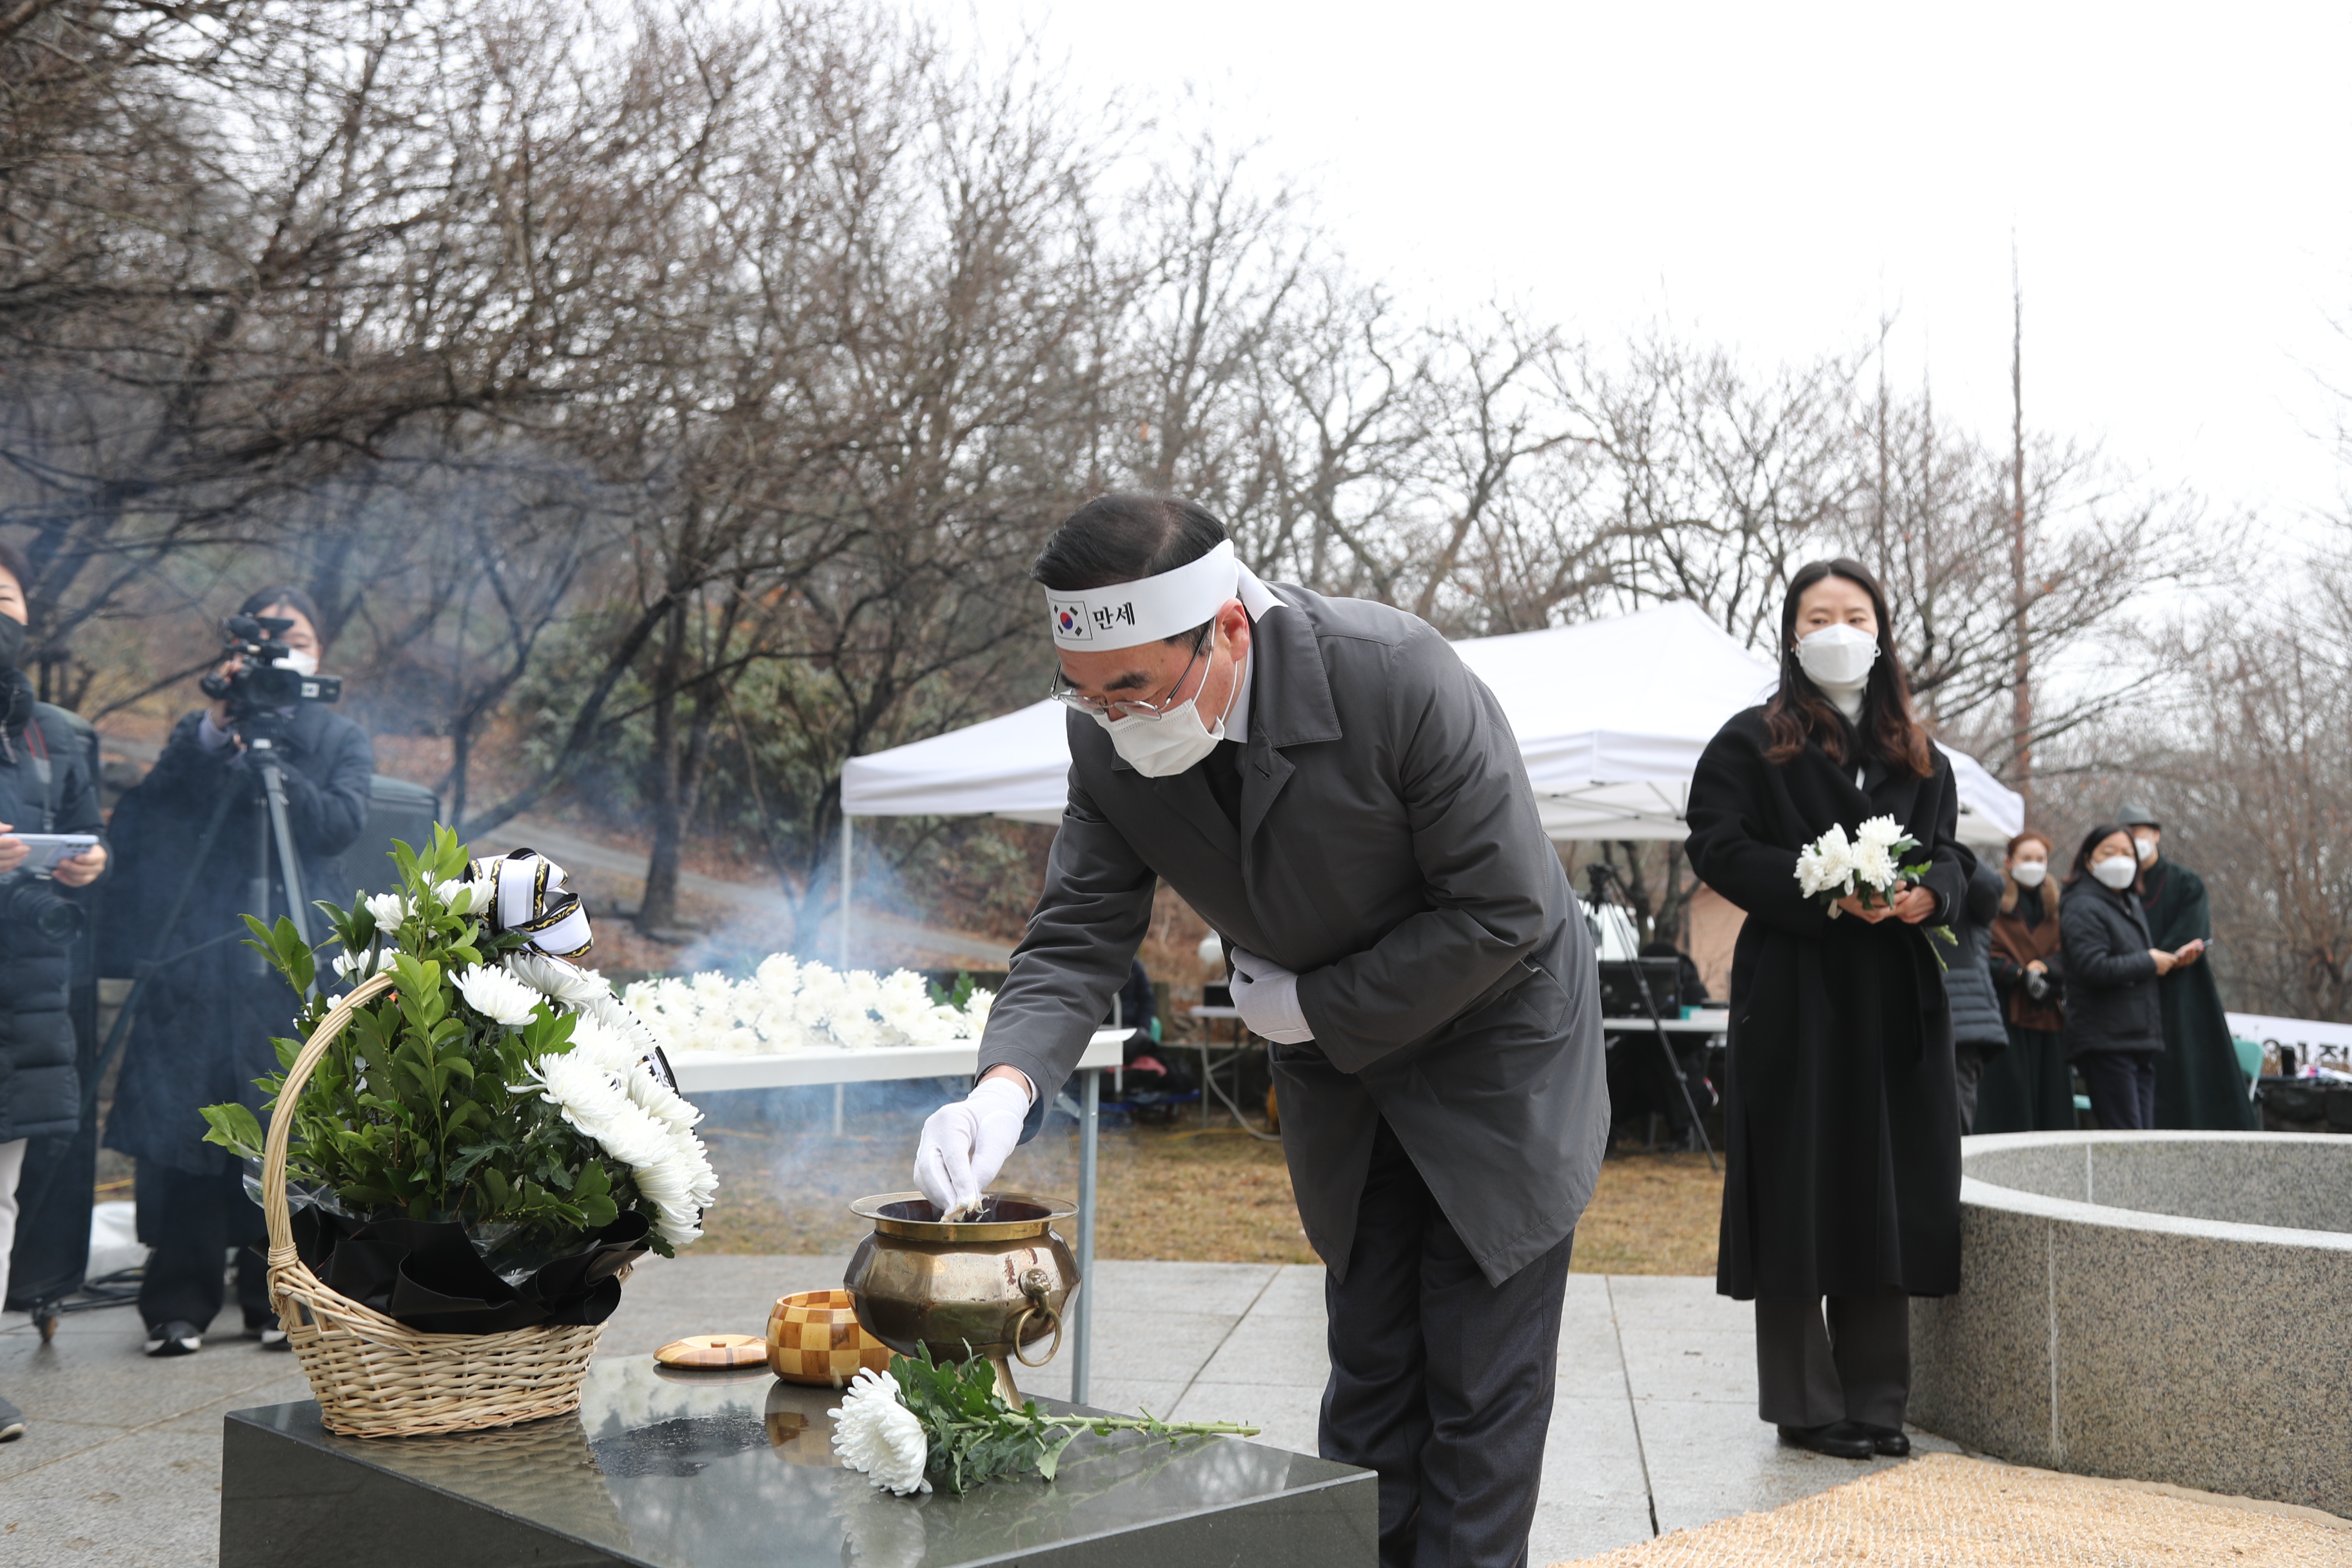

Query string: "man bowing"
[[912, 494, 1609, 1568]]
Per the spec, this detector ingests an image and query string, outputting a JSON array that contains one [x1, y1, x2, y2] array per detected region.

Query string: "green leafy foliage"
[[199, 825, 657, 1251], [926, 971, 980, 1011], [888, 1346, 1259, 1496]]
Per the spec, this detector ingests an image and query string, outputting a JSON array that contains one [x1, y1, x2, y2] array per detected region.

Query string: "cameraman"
[[102, 587, 372, 1358], [0, 540, 106, 1442]]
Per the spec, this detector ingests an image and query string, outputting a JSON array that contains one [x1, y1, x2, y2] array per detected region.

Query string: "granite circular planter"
[[1910, 1131, 2352, 1516]]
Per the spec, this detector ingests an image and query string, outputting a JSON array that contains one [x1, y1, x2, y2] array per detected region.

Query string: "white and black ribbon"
[[466, 848, 593, 959]]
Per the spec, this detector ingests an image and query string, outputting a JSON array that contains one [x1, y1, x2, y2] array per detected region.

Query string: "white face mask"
[[2091, 855, 2138, 890], [2010, 861, 2048, 887], [1795, 623, 1879, 689], [1090, 652, 1239, 779], [2134, 836, 2158, 863], [273, 648, 319, 677]]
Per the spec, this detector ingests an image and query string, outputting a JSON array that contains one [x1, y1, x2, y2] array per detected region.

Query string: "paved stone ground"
[[0, 1255, 1955, 1565]]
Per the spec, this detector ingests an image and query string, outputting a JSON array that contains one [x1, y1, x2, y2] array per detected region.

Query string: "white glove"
[[914, 1075, 1032, 1218], [1229, 948, 1315, 1044]]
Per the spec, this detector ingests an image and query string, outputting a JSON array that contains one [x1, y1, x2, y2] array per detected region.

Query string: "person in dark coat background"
[[1941, 857, 2008, 1134], [101, 587, 373, 1358], [2118, 803, 2257, 1130], [1977, 830, 2074, 1132], [2059, 823, 2190, 1130], [0, 540, 108, 1442], [1685, 558, 1968, 1464]]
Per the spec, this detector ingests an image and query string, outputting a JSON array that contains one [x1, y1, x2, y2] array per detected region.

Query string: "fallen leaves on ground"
[[694, 1097, 1723, 1275]]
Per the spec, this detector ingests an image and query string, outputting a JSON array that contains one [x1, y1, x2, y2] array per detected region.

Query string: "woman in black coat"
[[0, 540, 108, 1443], [101, 587, 373, 1357], [2059, 823, 2191, 1130], [1686, 558, 1967, 1463]]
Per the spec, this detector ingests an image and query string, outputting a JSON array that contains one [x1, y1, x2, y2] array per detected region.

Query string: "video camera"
[[197, 614, 341, 736]]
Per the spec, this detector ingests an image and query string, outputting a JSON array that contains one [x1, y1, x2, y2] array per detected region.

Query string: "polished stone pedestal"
[[219, 1358, 1377, 1567]]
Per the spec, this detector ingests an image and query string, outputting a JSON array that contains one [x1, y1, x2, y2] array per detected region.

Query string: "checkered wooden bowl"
[[766, 1289, 894, 1387]]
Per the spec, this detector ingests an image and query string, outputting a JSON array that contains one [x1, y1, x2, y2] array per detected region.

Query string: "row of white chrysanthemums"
[[337, 887, 719, 1250], [620, 954, 995, 1059]]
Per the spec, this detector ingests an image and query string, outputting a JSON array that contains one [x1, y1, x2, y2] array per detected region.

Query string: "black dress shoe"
[[1776, 1420, 1876, 1459], [1858, 1423, 1911, 1456]]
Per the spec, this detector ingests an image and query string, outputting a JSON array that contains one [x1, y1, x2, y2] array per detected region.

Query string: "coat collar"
[[1124, 585, 1343, 854]]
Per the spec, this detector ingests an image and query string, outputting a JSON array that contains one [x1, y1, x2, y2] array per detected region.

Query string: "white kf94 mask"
[[1796, 623, 1880, 689]]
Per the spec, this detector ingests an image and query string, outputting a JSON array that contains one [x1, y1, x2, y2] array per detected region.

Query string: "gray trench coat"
[[977, 583, 1609, 1285]]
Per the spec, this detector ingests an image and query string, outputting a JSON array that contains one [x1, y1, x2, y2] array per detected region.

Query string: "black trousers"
[[2079, 1051, 2157, 1130], [1754, 1289, 1910, 1429], [137, 1162, 272, 1333], [1321, 1119, 1572, 1568]]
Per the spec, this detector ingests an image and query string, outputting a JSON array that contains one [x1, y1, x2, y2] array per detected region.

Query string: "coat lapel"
[[1238, 598, 1342, 848], [1148, 765, 1241, 863]]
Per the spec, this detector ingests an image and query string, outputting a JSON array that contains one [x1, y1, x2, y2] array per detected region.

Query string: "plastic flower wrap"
[[625, 953, 995, 1058]]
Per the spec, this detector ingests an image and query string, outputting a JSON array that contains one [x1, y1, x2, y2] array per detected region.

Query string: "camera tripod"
[[17, 719, 316, 1338], [1585, 861, 1718, 1172]]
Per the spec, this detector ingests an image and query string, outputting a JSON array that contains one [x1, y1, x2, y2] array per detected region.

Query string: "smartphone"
[[8, 833, 99, 874]]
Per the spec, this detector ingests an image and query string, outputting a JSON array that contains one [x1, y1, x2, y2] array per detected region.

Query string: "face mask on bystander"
[[2091, 856, 2138, 891]]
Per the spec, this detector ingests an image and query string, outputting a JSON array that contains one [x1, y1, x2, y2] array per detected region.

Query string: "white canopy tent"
[[841, 600, 2026, 850]]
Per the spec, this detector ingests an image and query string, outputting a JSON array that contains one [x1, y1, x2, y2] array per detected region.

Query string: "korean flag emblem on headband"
[[1043, 540, 1245, 651], [465, 848, 594, 959]]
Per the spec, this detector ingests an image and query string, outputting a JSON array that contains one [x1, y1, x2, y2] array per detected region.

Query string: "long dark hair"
[[1761, 558, 1933, 777], [2066, 821, 2135, 888]]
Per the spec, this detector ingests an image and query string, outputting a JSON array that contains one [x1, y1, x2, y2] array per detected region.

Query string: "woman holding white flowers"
[[1685, 559, 1968, 1464]]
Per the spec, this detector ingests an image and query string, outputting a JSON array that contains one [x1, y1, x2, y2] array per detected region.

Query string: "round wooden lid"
[[654, 1333, 768, 1369]]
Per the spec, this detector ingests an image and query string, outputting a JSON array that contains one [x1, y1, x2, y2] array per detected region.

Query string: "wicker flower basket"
[[262, 972, 620, 1438]]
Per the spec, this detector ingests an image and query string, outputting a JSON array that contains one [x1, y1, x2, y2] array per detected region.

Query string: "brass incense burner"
[[843, 1193, 1079, 1402]]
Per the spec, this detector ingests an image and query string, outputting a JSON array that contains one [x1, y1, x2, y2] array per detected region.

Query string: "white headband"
[[1045, 540, 1240, 651]]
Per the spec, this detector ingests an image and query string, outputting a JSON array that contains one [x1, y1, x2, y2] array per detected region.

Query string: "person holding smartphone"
[[101, 587, 372, 1358], [2059, 823, 2202, 1130], [0, 540, 106, 1443]]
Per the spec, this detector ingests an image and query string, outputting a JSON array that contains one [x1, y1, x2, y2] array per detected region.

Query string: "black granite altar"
[[219, 1360, 1376, 1567]]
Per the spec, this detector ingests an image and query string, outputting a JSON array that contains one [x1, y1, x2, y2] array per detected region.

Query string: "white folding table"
[[667, 1029, 1127, 1403]]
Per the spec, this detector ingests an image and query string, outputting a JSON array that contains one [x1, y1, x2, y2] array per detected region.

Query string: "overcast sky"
[[929, 1, 2352, 545]]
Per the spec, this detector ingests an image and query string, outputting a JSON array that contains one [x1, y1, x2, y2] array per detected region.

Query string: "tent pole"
[[839, 814, 854, 971]]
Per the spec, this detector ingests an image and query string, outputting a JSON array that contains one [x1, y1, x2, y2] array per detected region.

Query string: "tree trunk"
[[638, 602, 689, 935]]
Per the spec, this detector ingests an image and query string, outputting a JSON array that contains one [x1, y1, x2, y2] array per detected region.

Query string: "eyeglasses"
[[1048, 623, 1213, 720]]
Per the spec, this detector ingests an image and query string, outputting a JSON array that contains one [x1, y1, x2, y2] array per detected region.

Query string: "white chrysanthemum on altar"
[[622, 954, 994, 1057]]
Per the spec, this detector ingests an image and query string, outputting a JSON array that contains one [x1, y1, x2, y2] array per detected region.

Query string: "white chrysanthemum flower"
[[505, 950, 612, 1008], [1850, 839, 1898, 892], [518, 1050, 715, 1250], [829, 1369, 931, 1495], [961, 988, 995, 1034], [331, 946, 395, 982], [585, 991, 662, 1055], [565, 1011, 642, 1073], [430, 878, 477, 914], [453, 963, 542, 1027], [1794, 825, 1857, 898], [363, 892, 407, 928], [1856, 814, 1906, 848]]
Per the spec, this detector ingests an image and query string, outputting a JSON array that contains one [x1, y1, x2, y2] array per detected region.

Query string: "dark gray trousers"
[[1754, 1290, 1910, 1429], [1953, 1039, 1995, 1135], [1321, 1118, 1572, 1568]]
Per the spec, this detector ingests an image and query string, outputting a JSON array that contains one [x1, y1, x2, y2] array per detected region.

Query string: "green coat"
[[2139, 859, 2258, 1132]]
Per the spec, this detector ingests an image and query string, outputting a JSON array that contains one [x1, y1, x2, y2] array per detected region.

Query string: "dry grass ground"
[[696, 1093, 1724, 1276]]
